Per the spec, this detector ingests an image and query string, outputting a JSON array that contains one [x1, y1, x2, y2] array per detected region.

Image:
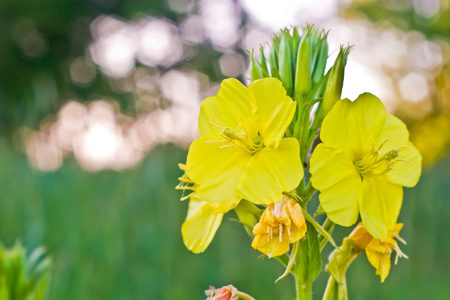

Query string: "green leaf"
[[275, 241, 299, 283], [294, 220, 322, 283], [301, 206, 337, 248]]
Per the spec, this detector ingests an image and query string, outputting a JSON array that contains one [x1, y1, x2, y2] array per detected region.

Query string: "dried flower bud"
[[205, 285, 238, 300]]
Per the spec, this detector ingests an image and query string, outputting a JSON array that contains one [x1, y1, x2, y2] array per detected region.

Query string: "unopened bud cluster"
[[250, 26, 350, 163]]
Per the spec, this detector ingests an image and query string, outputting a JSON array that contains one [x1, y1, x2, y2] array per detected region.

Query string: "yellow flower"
[[310, 93, 422, 240], [185, 77, 303, 205], [348, 223, 407, 282], [251, 195, 307, 257], [176, 164, 239, 253]]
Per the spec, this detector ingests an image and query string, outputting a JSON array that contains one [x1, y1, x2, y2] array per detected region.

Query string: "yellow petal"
[[310, 144, 362, 226], [376, 114, 422, 187], [360, 177, 403, 241], [377, 253, 392, 282], [366, 240, 391, 282], [387, 143, 422, 187], [237, 138, 302, 205], [186, 137, 250, 202], [248, 78, 296, 148], [321, 93, 387, 159], [251, 230, 290, 257], [198, 78, 257, 139], [376, 114, 410, 149], [181, 200, 224, 253]]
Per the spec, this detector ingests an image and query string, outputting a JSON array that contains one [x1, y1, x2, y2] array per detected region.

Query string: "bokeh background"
[[1, 0, 449, 299]]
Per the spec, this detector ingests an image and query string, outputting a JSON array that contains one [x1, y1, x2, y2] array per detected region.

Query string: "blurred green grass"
[[0, 138, 449, 299]]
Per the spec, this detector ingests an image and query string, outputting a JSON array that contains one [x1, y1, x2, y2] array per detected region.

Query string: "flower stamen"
[[176, 164, 198, 201], [354, 142, 401, 177], [208, 119, 264, 154]]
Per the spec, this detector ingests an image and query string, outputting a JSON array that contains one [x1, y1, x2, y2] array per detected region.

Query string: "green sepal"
[[269, 34, 280, 72], [249, 50, 262, 81], [271, 67, 282, 81], [259, 45, 270, 77], [290, 27, 301, 75]]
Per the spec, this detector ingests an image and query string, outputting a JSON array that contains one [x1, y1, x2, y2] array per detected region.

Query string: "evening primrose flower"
[[349, 223, 407, 282], [185, 77, 303, 205], [251, 195, 307, 257], [177, 164, 240, 253], [310, 93, 422, 240]]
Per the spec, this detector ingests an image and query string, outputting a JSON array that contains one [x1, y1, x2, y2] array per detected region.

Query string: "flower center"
[[208, 120, 264, 154], [353, 141, 400, 177]]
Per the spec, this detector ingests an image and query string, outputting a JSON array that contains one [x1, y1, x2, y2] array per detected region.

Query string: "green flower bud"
[[249, 50, 262, 81], [269, 34, 280, 73], [291, 27, 301, 65], [279, 30, 293, 96], [312, 35, 329, 87], [259, 45, 269, 78], [318, 46, 350, 122], [294, 29, 312, 105]]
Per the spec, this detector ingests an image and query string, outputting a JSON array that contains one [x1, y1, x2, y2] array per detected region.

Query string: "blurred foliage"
[[0, 0, 227, 137], [0, 242, 51, 300], [1, 139, 450, 299], [347, 0, 450, 39]]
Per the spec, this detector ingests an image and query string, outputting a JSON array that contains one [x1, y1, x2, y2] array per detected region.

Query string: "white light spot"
[[219, 53, 246, 77], [137, 18, 182, 67], [399, 72, 430, 103]]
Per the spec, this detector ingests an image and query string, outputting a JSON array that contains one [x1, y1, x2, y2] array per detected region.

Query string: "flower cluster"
[[176, 26, 422, 299]]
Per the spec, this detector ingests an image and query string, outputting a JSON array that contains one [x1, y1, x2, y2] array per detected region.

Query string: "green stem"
[[236, 291, 256, 300], [296, 179, 305, 198], [322, 276, 336, 300], [319, 218, 335, 250], [295, 275, 312, 300], [302, 180, 317, 202]]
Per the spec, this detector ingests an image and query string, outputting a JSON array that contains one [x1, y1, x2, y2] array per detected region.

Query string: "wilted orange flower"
[[348, 222, 408, 282], [252, 195, 307, 257]]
